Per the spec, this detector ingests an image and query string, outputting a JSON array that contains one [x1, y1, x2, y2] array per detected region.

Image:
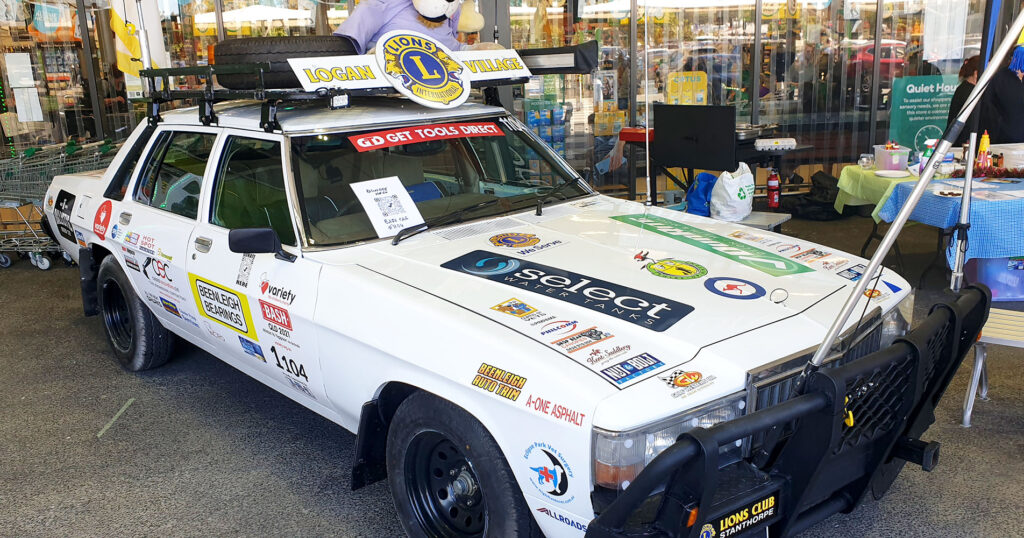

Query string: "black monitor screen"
[[651, 104, 736, 172]]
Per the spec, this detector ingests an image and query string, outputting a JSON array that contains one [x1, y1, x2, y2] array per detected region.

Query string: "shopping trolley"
[[0, 141, 121, 270]]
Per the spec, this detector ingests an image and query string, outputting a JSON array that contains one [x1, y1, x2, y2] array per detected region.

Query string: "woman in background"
[[948, 55, 980, 146]]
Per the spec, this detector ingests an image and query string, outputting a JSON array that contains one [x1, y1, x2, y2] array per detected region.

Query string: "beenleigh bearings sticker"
[[189, 274, 259, 341]]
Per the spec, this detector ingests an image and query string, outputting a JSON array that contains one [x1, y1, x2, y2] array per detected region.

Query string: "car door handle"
[[194, 236, 213, 253], [119, 212, 132, 225]]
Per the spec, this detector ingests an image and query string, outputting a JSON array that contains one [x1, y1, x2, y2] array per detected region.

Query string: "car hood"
[[309, 197, 909, 428]]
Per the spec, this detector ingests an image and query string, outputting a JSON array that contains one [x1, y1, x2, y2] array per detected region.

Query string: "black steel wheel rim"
[[101, 278, 133, 352], [404, 431, 486, 537]]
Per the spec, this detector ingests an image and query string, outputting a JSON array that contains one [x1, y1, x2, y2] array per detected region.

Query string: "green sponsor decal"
[[611, 214, 814, 277]]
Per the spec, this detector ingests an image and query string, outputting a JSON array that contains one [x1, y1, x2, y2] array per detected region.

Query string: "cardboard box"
[[0, 204, 43, 232]]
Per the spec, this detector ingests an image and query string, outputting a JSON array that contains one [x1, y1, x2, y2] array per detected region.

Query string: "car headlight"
[[880, 292, 914, 348], [592, 392, 747, 492]]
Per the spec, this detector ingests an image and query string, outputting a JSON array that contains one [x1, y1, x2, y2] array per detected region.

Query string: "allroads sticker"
[[189, 274, 259, 340], [611, 214, 814, 277], [442, 250, 693, 331]]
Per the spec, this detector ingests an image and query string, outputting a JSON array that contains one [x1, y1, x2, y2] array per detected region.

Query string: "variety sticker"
[[524, 442, 574, 504], [92, 200, 112, 240], [443, 250, 694, 331], [259, 273, 297, 305], [472, 363, 527, 401]]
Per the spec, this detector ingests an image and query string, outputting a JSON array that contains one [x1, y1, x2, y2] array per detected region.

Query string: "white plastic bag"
[[710, 162, 755, 221]]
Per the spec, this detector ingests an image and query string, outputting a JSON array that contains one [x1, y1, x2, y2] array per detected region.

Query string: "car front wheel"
[[387, 391, 540, 537], [97, 255, 173, 371]]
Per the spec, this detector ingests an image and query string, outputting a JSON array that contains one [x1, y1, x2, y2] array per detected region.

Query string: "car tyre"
[[387, 391, 541, 538], [214, 36, 358, 90], [97, 255, 173, 371]]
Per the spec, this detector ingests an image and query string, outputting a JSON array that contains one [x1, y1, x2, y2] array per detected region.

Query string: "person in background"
[[947, 55, 980, 146], [980, 46, 1024, 143], [334, 0, 463, 54]]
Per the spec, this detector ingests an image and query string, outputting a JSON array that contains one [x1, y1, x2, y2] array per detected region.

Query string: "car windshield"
[[290, 115, 592, 247]]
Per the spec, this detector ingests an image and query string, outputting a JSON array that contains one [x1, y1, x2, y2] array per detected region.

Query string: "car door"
[[186, 129, 326, 403], [119, 126, 220, 339]]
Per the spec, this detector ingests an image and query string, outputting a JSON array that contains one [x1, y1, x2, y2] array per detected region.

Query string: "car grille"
[[744, 310, 883, 454]]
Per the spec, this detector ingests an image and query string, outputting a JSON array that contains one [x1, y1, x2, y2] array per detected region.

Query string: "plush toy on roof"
[[334, 0, 496, 53]]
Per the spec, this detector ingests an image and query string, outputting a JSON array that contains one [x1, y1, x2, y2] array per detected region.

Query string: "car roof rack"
[[139, 40, 597, 133]]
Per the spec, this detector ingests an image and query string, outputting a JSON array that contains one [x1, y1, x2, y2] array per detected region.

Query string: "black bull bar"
[[587, 285, 990, 538]]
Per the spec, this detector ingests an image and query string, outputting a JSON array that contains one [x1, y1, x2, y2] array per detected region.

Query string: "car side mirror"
[[228, 228, 296, 262]]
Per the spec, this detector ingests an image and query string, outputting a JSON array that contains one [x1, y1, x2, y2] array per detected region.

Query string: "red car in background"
[[845, 40, 906, 108]]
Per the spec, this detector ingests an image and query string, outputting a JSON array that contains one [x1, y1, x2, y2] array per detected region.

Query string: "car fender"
[[313, 263, 604, 520]]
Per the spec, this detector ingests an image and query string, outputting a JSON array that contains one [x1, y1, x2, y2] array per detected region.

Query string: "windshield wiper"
[[535, 178, 584, 216], [392, 198, 500, 245]]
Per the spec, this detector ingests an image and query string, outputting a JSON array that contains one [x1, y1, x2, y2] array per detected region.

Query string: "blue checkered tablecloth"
[[878, 179, 1024, 267]]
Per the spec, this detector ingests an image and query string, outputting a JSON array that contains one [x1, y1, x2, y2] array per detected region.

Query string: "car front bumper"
[[586, 285, 990, 538]]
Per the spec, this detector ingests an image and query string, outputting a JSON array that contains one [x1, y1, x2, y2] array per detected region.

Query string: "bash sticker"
[[490, 232, 540, 248], [259, 299, 293, 331], [523, 442, 574, 504], [472, 363, 526, 401], [492, 298, 538, 318], [189, 274, 259, 341], [376, 31, 469, 109], [704, 277, 766, 300]]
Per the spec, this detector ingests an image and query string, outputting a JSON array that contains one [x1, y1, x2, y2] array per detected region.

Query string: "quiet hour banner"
[[888, 74, 959, 152]]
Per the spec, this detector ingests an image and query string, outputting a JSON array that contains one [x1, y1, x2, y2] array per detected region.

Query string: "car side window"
[[135, 131, 217, 219], [210, 136, 296, 246]]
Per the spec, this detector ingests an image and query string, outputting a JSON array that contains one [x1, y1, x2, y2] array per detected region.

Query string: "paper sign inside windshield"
[[350, 176, 425, 238], [349, 122, 502, 152]]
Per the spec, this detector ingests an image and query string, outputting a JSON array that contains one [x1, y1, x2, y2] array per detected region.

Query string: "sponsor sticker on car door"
[[189, 273, 259, 341]]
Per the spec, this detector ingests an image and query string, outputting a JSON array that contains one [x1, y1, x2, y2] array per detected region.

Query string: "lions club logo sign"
[[376, 30, 469, 109], [489, 233, 540, 248]]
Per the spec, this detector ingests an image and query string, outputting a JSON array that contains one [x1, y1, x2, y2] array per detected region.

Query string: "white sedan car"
[[43, 34, 989, 538]]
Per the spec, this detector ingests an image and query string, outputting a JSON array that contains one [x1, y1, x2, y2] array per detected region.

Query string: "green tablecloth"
[[834, 165, 918, 223]]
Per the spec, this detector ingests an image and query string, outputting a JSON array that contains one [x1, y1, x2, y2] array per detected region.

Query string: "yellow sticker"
[[189, 273, 259, 341]]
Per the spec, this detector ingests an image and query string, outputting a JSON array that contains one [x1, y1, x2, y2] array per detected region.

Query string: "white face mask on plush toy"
[[413, 0, 463, 22]]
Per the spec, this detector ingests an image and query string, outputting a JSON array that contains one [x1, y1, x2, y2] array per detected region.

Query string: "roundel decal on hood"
[[703, 277, 766, 300]]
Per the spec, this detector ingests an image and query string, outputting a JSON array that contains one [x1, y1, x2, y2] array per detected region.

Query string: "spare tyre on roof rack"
[[215, 36, 358, 90]]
